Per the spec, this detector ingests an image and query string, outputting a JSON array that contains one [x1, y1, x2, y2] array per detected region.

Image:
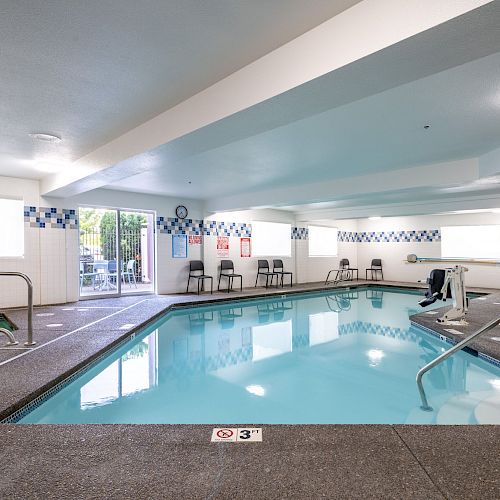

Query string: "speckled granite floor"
[[411, 291, 500, 361], [0, 424, 499, 499], [1, 280, 499, 499]]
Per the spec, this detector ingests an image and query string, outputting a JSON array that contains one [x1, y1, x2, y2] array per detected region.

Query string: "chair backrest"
[[340, 258, 349, 268], [257, 259, 269, 271], [189, 260, 204, 273], [126, 260, 135, 272], [371, 258, 382, 268], [108, 260, 117, 273], [273, 259, 283, 271], [93, 261, 108, 272], [220, 260, 234, 271]]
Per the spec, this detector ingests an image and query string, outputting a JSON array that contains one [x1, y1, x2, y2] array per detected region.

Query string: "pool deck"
[[1, 279, 499, 499]]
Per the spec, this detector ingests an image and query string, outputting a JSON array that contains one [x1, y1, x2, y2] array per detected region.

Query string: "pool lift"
[[418, 265, 469, 325]]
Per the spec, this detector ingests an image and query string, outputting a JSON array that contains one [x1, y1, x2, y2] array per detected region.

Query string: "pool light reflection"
[[246, 384, 266, 397], [367, 349, 385, 366]]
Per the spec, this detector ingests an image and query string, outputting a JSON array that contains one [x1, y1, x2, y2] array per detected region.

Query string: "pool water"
[[19, 288, 500, 424]]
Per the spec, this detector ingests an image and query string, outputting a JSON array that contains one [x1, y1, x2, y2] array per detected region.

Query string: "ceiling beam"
[[41, 0, 492, 197]]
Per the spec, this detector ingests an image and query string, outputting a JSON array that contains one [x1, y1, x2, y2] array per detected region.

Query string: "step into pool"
[[17, 287, 500, 424]]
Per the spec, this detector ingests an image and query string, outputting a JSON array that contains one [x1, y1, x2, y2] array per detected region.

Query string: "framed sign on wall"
[[217, 236, 229, 257], [240, 237, 251, 257], [172, 234, 188, 258]]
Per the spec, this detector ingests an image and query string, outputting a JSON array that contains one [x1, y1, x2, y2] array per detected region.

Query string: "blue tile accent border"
[[356, 229, 441, 243], [155, 218, 252, 237], [24, 206, 78, 229], [292, 227, 308, 240]]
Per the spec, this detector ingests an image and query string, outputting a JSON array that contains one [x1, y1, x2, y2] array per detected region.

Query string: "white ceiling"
[[106, 49, 500, 199], [4, 0, 500, 219], [0, 0, 361, 179]]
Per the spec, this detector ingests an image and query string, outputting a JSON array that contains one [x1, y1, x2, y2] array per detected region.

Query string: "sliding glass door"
[[79, 207, 155, 298], [119, 210, 155, 294]]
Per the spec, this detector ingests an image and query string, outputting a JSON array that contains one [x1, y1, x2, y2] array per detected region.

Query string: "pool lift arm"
[[419, 265, 468, 324]]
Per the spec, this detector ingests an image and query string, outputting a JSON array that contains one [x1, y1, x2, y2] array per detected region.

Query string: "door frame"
[[78, 205, 156, 300]]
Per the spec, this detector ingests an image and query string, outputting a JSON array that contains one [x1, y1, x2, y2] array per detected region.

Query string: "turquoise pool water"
[[19, 288, 500, 424]]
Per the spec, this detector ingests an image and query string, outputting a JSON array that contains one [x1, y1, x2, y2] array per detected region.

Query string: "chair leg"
[[186, 276, 191, 293], [381, 270, 384, 281], [210, 277, 213, 294], [197, 278, 201, 295], [218, 274, 222, 291], [290, 273, 293, 287], [255, 272, 259, 287], [240, 276, 242, 291]]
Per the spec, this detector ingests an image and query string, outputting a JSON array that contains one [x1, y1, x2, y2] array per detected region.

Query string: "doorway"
[[79, 207, 155, 298]]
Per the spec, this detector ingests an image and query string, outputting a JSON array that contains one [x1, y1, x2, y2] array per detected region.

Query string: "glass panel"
[[79, 207, 119, 297], [120, 210, 155, 294]]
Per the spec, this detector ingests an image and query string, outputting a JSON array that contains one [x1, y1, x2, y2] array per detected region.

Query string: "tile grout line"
[[391, 426, 449, 500], [0, 298, 150, 367]]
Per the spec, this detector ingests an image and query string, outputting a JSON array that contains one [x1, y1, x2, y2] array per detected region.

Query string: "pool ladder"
[[0, 271, 35, 347], [416, 316, 500, 411]]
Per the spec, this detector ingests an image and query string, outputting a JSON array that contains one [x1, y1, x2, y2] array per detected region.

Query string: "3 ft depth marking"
[[211, 427, 262, 442]]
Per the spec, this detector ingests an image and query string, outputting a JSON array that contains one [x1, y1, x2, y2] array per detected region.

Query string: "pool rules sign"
[[211, 428, 262, 442]]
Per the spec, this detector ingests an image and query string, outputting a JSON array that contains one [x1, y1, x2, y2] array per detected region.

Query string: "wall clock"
[[176, 205, 188, 219]]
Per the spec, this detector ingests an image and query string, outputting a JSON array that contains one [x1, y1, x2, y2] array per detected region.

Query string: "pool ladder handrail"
[[0, 271, 35, 347], [416, 316, 500, 411]]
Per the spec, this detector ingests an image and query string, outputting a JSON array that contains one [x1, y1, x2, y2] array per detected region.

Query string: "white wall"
[[53, 189, 205, 295], [356, 213, 500, 288], [3, 174, 500, 309], [295, 219, 358, 284], [204, 209, 295, 289]]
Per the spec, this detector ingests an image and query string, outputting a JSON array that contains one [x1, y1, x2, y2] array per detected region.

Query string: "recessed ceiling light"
[[369, 216, 382, 220], [423, 125, 430, 129], [29, 133, 62, 143]]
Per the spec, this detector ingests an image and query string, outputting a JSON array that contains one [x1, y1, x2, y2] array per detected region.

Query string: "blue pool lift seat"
[[419, 269, 450, 307]]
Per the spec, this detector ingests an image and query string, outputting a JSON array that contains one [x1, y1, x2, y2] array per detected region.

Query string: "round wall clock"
[[175, 205, 188, 219]]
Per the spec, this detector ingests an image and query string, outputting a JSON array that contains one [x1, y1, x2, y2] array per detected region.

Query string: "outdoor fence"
[[80, 229, 143, 282]]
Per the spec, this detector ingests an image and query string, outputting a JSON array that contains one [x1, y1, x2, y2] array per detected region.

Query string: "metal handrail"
[[0, 272, 35, 346], [416, 317, 500, 411]]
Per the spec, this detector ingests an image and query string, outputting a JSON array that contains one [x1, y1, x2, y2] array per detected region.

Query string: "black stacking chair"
[[255, 260, 278, 288], [218, 260, 243, 292], [365, 259, 384, 281], [272, 259, 293, 287], [186, 260, 213, 294]]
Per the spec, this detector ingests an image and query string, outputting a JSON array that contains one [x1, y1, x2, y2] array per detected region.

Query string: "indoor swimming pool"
[[17, 288, 500, 425]]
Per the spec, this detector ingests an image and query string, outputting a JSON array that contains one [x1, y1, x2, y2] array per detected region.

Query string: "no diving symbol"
[[216, 428, 234, 439]]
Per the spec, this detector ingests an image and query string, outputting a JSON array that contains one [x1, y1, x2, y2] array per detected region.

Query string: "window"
[[251, 221, 291, 257], [308, 225, 338, 257], [0, 198, 24, 257], [441, 225, 500, 259]]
